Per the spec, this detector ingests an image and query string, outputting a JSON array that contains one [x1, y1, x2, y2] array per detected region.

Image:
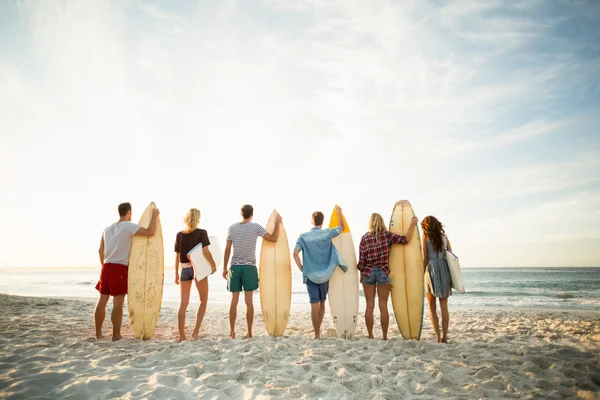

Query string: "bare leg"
[[94, 294, 110, 338], [245, 291, 254, 338], [363, 284, 376, 339], [192, 278, 209, 339], [319, 301, 326, 327], [177, 280, 192, 342], [111, 294, 125, 341], [377, 284, 391, 340], [426, 293, 441, 342], [310, 302, 321, 339], [440, 297, 449, 343], [229, 292, 240, 339]]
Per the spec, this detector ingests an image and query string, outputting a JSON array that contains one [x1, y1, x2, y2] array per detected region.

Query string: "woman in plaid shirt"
[[357, 213, 418, 340]]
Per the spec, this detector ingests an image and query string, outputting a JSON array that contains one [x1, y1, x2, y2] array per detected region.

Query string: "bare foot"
[[368, 335, 374, 339], [441, 338, 448, 344], [112, 335, 122, 342], [95, 334, 105, 339], [191, 332, 200, 340], [246, 332, 253, 339], [230, 331, 236, 339], [382, 337, 388, 341], [176, 336, 187, 343]]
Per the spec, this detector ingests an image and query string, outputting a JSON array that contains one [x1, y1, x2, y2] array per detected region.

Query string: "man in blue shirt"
[[293, 206, 346, 339]]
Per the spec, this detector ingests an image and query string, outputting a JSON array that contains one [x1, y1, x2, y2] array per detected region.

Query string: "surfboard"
[[127, 202, 164, 340], [445, 249, 465, 294], [187, 236, 223, 281], [259, 210, 291, 337], [328, 207, 359, 339], [389, 200, 424, 340]]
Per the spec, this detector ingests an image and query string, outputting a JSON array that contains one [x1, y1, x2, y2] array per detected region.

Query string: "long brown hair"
[[421, 216, 445, 252]]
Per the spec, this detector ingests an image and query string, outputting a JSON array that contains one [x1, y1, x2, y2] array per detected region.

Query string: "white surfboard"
[[445, 250, 465, 294], [187, 236, 222, 281], [328, 207, 359, 339]]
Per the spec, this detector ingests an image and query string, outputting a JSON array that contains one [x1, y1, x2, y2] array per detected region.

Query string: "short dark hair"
[[312, 211, 324, 226], [241, 204, 254, 219], [118, 202, 132, 217]]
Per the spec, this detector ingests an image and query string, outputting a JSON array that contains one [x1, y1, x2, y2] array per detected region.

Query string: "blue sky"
[[0, 0, 598, 268]]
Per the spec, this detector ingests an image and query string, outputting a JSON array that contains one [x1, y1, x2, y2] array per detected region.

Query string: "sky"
[[0, 0, 599, 268]]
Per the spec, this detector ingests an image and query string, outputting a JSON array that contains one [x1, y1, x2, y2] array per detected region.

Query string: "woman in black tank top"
[[174, 208, 216, 342]]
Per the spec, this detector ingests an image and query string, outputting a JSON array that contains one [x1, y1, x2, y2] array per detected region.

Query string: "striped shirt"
[[227, 222, 268, 266]]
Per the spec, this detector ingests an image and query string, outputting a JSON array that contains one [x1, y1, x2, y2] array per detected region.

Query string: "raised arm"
[[263, 214, 282, 243], [222, 240, 232, 280], [136, 208, 160, 237], [404, 216, 418, 243], [98, 236, 105, 266], [335, 206, 345, 232]]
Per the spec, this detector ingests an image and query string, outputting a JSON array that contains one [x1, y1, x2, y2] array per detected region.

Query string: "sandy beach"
[[0, 294, 599, 399]]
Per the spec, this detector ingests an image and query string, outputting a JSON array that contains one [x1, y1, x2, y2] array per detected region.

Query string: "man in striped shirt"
[[223, 204, 281, 339]]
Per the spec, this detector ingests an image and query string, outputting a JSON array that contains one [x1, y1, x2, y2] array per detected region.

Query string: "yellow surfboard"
[[328, 207, 359, 339], [259, 210, 291, 337], [127, 202, 164, 340], [389, 200, 424, 340]]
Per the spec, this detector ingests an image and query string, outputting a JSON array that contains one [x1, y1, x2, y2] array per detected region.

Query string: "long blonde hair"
[[184, 208, 201, 232], [368, 213, 387, 241]]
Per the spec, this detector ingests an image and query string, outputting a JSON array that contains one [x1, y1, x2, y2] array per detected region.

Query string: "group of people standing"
[[94, 203, 454, 344]]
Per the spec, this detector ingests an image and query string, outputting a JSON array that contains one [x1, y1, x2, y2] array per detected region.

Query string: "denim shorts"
[[306, 278, 329, 304], [362, 267, 391, 285]]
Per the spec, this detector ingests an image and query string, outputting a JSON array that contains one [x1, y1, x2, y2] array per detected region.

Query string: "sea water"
[[0, 267, 598, 310]]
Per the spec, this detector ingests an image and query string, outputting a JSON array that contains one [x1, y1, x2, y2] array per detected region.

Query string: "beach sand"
[[0, 294, 599, 399]]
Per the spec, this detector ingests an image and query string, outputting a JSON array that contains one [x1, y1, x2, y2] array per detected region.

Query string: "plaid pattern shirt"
[[357, 231, 407, 278]]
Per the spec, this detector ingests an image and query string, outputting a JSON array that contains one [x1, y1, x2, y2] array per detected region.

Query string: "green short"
[[227, 265, 259, 292]]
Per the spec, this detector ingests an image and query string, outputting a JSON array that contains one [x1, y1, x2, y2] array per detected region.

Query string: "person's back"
[[228, 222, 267, 266], [293, 207, 346, 340], [222, 204, 281, 339], [94, 202, 159, 341], [103, 222, 140, 265], [425, 235, 447, 261], [296, 227, 344, 282]]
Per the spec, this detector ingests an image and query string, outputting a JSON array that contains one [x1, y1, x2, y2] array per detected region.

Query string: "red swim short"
[[95, 263, 128, 296]]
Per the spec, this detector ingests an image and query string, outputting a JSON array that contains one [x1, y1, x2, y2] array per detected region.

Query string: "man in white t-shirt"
[[222, 204, 281, 339], [95, 202, 160, 341]]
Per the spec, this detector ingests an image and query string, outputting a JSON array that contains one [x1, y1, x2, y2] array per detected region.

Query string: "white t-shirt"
[[103, 222, 141, 265]]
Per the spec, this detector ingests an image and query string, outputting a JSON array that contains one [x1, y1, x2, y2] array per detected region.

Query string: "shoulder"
[[125, 222, 140, 231]]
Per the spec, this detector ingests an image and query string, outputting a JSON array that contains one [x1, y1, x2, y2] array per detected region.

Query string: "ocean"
[[0, 267, 598, 310]]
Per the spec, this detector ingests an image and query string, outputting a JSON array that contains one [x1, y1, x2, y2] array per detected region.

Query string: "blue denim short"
[[362, 267, 391, 285], [306, 278, 329, 304]]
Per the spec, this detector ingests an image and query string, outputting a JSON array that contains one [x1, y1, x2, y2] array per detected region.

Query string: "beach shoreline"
[[0, 293, 599, 399]]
